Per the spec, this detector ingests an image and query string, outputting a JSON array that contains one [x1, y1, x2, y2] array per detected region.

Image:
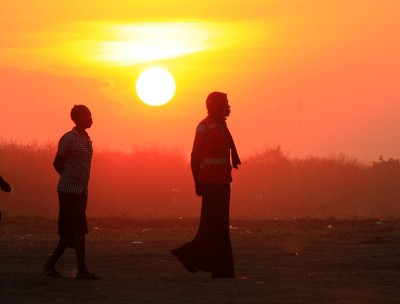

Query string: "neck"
[[75, 126, 87, 135], [209, 114, 226, 124]]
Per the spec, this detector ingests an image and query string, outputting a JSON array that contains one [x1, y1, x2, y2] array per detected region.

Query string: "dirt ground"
[[1, 217, 400, 304]]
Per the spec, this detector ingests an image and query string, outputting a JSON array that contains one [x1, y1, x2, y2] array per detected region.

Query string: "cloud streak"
[[0, 20, 269, 69]]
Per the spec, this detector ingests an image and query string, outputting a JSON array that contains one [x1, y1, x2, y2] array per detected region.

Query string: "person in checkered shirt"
[[42, 105, 100, 280]]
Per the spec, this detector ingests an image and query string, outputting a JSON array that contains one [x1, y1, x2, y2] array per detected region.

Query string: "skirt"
[[58, 191, 88, 236], [172, 184, 234, 276]]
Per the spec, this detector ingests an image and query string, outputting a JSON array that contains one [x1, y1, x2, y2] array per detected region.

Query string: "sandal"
[[75, 271, 101, 280], [41, 266, 63, 278]]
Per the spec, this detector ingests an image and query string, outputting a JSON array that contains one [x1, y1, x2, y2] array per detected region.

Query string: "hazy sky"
[[1, 1, 399, 162]]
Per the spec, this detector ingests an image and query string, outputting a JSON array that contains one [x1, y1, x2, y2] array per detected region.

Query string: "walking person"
[[42, 105, 100, 279], [172, 91, 241, 278], [0, 175, 11, 222]]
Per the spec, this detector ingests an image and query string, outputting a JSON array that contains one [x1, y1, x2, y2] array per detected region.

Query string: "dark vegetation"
[[0, 142, 399, 219]]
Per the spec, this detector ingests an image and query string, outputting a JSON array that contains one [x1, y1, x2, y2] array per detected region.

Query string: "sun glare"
[[49, 21, 267, 69], [96, 23, 211, 66], [136, 67, 176, 106], [72, 21, 266, 66]]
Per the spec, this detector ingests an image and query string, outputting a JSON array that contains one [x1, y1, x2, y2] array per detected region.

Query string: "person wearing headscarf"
[[172, 91, 241, 278]]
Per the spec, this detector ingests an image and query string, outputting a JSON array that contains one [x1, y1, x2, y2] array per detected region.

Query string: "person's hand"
[[0, 177, 11, 192], [232, 161, 240, 169], [195, 183, 204, 196]]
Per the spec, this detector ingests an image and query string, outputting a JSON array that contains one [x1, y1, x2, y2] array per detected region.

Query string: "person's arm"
[[0, 176, 11, 192], [53, 134, 69, 175], [53, 154, 65, 175], [191, 128, 207, 196]]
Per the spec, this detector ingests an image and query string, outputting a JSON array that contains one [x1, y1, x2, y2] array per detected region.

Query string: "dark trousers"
[[174, 184, 234, 276]]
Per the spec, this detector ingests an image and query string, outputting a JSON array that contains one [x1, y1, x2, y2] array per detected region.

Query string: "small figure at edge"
[[0, 176, 11, 222], [42, 105, 100, 280], [172, 91, 241, 278]]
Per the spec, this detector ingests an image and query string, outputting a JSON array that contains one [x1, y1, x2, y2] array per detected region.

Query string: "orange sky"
[[1, 1, 400, 162]]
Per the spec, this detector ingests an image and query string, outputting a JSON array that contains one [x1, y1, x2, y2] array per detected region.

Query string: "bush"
[[1, 142, 400, 219]]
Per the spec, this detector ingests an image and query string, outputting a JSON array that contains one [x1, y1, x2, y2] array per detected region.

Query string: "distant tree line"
[[234, 147, 400, 219], [0, 142, 399, 219]]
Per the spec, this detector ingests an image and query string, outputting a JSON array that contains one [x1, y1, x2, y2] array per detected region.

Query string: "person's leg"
[[42, 235, 69, 277], [74, 233, 88, 274], [42, 192, 71, 277], [46, 235, 68, 267], [74, 233, 100, 279], [73, 193, 100, 280]]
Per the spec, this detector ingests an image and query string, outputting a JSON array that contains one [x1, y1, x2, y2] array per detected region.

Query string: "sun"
[[136, 67, 176, 106]]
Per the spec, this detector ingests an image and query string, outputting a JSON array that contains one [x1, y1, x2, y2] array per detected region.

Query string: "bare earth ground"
[[1, 217, 400, 304]]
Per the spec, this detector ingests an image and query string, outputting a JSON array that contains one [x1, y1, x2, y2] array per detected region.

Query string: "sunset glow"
[[0, 1, 399, 161]]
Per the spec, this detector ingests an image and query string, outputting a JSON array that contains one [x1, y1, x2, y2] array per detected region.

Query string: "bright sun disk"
[[136, 67, 176, 106]]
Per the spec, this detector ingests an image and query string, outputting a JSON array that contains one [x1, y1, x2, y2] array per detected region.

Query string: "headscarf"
[[206, 91, 241, 169], [206, 91, 228, 116]]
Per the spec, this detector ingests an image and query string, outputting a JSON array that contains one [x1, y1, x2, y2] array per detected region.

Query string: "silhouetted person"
[[42, 105, 100, 279], [0, 175, 11, 222], [172, 91, 241, 278]]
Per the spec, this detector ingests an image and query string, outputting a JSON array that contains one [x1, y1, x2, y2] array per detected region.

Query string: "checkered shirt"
[[57, 128, 93, 194]]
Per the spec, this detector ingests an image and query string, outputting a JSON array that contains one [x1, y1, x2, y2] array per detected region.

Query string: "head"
[[70, 105, 92, 129], [206, 91, 231, 118]]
